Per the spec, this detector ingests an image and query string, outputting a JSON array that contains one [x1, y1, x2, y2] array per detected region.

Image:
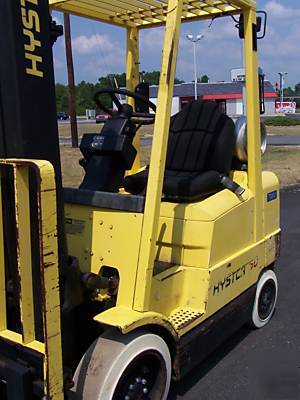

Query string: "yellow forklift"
[[0, 0, 280, 399]]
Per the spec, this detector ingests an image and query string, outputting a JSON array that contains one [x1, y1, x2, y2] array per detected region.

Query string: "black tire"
[[71, 329, 172, 400], [250, 269, 278, 328]]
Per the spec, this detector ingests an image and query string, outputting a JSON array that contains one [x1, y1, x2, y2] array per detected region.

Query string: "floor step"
[[168, 308, 204, 331]]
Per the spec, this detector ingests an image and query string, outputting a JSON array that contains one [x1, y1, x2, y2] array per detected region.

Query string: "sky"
[[52, 0, 300, 88]]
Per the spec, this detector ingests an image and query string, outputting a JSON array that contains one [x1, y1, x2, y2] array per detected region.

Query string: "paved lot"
[[286, 114, 300, 120], [170, 185, 300, 400], [58, 118, 95, 125], [268, 135, 300, 146]]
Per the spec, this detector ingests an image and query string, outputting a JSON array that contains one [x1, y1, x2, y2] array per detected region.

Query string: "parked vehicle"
[[96, 113, 111, 123], [57, 111, 69, 120]]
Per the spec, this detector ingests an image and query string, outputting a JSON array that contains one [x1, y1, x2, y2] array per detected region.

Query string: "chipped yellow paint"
[[13, 166, 35, 344], [0, 159, 64, 400]]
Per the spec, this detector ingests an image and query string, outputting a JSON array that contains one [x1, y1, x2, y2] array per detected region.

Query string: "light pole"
[[278, 72, 288, 110], [186, 34, 204, 100]]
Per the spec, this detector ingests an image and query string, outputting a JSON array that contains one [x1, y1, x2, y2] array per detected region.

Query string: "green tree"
[[55, 71, 185, 114], [198, 75, 209, 83], [55, 83, 69, 112], [95, 74, 126, 111], [140, 70, 184, 85], [76, 81, 98, 115], [283, 84, 300, 109], [294, 83, 300, 95], [283, 86, 295, 97]]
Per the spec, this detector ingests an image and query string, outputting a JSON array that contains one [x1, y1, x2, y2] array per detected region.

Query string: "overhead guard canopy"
[[49, 0, 256, 28]]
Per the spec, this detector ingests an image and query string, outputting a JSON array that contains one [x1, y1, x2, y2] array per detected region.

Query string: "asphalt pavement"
[[268, 135, 300, 146], [58, 119, 94, 125], [286, 114, 300, 120], [169, 185, 300, 400]]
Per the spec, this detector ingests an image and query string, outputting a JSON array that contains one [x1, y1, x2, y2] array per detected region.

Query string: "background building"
[[148, 80, 277, 116]]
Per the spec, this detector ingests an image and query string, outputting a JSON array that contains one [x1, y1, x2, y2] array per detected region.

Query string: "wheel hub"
[[113, 350, 166, 400], [258, 279, 276, 320], [124, 373, 150, 399]]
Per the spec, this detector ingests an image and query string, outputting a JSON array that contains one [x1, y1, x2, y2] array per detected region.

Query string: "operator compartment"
[[65, 99, 240, 272], [64, 108, 145, 294], [64, 88, 156, 308], [124, 100, 255, 268], [64, 98, 278, 317]]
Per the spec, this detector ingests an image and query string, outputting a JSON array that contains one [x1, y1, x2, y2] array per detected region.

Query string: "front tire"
[[71, 329, 172, 400], [251, 269, 278, 329]]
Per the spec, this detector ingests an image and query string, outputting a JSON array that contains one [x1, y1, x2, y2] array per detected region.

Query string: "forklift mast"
[[0, 0, 64, 252], [0, 2, 66, 398]]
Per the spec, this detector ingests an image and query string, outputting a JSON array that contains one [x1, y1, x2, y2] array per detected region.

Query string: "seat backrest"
[[166, 100, 236, 174]]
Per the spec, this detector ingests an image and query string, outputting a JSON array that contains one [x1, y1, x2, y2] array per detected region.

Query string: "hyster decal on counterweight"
[[213, 265, 247, 295], [20, 0, 44, 77]]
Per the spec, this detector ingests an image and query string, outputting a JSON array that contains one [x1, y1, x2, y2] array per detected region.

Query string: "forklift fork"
[[0, 159, 64, 400]]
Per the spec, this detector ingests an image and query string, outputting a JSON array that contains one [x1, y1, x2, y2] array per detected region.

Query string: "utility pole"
[[64, 13, 78, 148], [186, 34, 204, 100], [278, 72, 288, 111]]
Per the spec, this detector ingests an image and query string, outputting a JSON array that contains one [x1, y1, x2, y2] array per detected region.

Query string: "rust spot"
[[43, 262, 55, 269], [48, 332, 60, 340], [41, 188, 55, 193], [44, 251, 54, 257]]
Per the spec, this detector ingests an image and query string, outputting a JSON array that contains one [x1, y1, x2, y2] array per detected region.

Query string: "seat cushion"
[[166, 101, 235, 174], [124, 100, 236, 201], [124, 169, 221, 200], [163, 170, 221, 199]]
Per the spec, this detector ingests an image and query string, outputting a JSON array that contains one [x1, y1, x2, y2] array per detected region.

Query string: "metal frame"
[[50, 0, 255, 28], [50, 0, 262, 312], [0, 159, 64, 400], [126, 27, 140, 172], [134, 0, 184, 310], [244, 8, 263, 242]]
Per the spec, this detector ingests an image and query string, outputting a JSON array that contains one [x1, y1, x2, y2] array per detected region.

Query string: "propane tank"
[[233, 116, 267, 162]]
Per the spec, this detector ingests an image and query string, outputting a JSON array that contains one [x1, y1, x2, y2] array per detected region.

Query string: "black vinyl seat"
[[124, 100, 236, 202]]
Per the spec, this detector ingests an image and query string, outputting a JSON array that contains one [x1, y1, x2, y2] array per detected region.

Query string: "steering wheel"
[[94, 88, 156, 125]]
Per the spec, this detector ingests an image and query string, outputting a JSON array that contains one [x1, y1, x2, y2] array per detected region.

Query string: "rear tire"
[[250, 269, 278, 329], [71, 329, 172, 400]]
